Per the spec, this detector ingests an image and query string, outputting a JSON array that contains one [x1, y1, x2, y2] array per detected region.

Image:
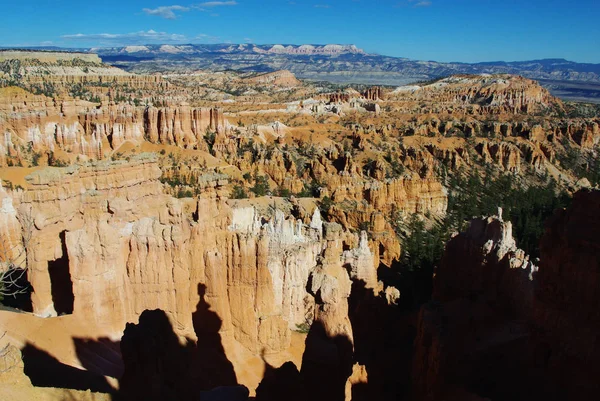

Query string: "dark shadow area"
[[21, 342, 115, 393], [0, 267, 33, 312], [118, 309, 198, 401], [348, 279, 415, 401], [115, 283, 242, 401], [9, 282, 243, 400], [299, 320, 353, 401], [255, 356, 305, 401], [73, 337, 123, 379], [254, 279, 417, 401], [377, 260, 433, 311], [191, 283, 238, 390], [48, 230, 74, 315]]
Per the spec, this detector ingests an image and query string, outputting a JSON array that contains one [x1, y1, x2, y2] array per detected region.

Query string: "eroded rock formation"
[[413, 192, 600, 401], [0, 156, 394, 394], [0, 90, 227, 163]]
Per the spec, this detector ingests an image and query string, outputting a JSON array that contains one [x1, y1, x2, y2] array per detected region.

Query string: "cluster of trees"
[[559, 140, 600, 186], [231, 173, 322, 200], [390, 167, 571, 307], [30, 82, 56, 98], [159, 171, 198, 199], [443, 169, 570, 258]]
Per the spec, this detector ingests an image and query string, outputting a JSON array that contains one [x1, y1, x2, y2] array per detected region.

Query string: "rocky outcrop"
[[362, 87, 385, 101], [343, 231, 378, 291], [390, 75, 557, 114], [0, 93, 227, 161], [144, 105, 226, 146], [412, 211, 537, 401], [414, 192, 600, 401], [434, 210, 537, 310], [243, 70, 301, 87], [0, 180, 25, 267], [477, 141, 522, 173], [1, 157, 386, 393]]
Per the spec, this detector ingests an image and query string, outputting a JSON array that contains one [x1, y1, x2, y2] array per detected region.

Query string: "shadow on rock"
[[256, 356, 305, 401], [73, 337, 123, 379], [116, 283, 242, 401], [348, 279, 414, 401], [299, 320, 353, 401], [21, 342, 115, 394], [191, 283, 238, 390]]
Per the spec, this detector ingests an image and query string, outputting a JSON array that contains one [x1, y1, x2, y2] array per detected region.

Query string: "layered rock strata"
[[0, 157, 383, 393], [0, 91, 227, 163]]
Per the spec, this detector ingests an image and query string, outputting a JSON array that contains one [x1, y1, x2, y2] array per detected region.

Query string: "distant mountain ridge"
[[91, 43, 366, 56], [89, 44, 600, 84], [2, 44, 600, 102]]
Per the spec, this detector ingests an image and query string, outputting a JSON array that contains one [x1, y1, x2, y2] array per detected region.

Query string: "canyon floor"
[[0, 52, 599, 401]]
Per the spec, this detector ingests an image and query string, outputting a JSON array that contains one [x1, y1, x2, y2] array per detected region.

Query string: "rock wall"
[[533, 189, 600, 399], [0, 51, 102, 63], [413, 192, 600, 401], [0, 92, 227, 163], [0, 157, 384, 393], [389, 75, 556, 114]]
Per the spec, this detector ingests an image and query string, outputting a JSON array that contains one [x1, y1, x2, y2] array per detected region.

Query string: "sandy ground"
[[0, 166, 44, 189], [0, 311, 116, 401], [0, 311, 121, 377], [0, 308, 309, 397]]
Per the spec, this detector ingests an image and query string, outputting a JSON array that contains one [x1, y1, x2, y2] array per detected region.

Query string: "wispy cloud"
[[142, 2, 237, 19], [62, 30, 187, 45], [195, 33, 222, 43], [195, 1, 238, 7], [397, 0, 432, 7], [314, 4, 331, 8], [142, 5, 190, 19]]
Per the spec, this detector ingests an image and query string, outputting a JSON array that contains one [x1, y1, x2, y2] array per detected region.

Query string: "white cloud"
[[62, 30, 187, 45], [142, 5, 190, 19], [414, 1, 431, 7]]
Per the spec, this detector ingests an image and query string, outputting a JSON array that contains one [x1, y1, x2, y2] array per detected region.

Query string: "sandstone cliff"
[[0, 156, 385, 394], [0, 91, 227, 164], [390, 75, 557, 114]]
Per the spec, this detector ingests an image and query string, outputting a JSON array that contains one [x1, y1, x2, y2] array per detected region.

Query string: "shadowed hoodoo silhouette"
[[300, 320, 353, 401], [119, 309, 196, 401], [116, 283, 242, 401], [255, 353, 305, 401], [191, 283, 238, 390]]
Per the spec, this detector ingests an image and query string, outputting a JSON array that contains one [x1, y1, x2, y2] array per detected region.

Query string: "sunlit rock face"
[[0, 90, 227, 162], [0, 156, 387, 393]]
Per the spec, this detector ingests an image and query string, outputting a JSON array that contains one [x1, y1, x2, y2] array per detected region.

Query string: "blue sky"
[[1, 0, 599, 63]]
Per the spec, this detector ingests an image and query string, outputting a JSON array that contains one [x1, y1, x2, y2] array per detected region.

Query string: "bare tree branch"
[[0, 331, 20, 374], [0, 205, 33, 299]]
